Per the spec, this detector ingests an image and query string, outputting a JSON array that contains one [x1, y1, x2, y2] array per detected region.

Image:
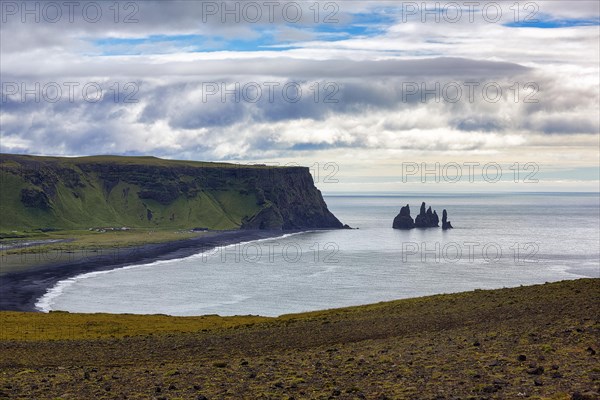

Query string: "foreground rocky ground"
[[0, 278, 598, 399]]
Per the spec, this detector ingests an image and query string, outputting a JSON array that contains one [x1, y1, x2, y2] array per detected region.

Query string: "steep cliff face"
[[0, 154, 343, 231], [240, 165, 343, 230]]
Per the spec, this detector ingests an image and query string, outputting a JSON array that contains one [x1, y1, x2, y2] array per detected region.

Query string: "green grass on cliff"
[[0, 169, 258, 232], [0, 154, 278, 233]]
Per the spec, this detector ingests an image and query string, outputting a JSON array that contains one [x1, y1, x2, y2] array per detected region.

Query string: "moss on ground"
[[0, 279, 598, 399]]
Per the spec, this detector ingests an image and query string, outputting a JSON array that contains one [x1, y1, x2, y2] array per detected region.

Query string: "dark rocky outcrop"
[[442, 209, 453, 230], [243, 167, 343, 230], [240, 204, 284, 230], [415, 202, 439, 228], [392, 204, 415, 230], [394, 202, 453, 230], [20, 188, 51, 210]]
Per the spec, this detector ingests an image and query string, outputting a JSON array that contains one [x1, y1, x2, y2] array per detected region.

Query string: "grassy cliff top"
[[0, 153, 293, 170]]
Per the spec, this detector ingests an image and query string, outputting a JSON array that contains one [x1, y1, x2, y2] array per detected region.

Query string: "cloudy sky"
[[1, 0, 599, 192]]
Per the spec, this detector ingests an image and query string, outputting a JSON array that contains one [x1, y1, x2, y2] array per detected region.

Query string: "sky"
[[1, 0, 599, 192]]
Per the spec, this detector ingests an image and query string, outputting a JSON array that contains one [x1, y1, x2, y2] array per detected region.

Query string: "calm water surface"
[[37, 193, 600, 316]]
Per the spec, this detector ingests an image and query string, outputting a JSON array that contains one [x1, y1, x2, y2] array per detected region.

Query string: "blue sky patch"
[[92, 34, 291, 55], [505, 17, 600, 28], [91, 10, 394, 55]]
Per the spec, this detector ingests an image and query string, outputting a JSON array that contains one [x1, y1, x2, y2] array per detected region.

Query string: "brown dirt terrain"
[[0, 278, 598, 399]]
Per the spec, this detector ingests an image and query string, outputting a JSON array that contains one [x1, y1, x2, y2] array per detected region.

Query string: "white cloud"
[[1, 0, 598, 188]]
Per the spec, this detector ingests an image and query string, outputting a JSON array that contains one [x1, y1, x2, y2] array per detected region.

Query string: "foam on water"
[[35, 231, 307, 312]]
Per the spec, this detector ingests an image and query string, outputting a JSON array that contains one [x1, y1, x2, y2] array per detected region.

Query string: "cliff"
[[0, 154, 343, 232]]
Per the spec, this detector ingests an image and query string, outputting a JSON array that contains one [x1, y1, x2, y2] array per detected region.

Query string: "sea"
[[36, 193, 600, 316]]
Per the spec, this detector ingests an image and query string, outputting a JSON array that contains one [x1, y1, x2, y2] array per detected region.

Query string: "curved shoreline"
[[0, 230, 298, 312]]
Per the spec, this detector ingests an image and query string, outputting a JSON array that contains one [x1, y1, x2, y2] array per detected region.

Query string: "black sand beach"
[[0, 230, 291, 312]]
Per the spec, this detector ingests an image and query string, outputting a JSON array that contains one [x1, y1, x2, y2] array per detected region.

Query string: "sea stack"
[[392, 204, 415, 230], [414, 202, 439, 228], [394, 202, 453, 230], [442, 209, 453, 230]]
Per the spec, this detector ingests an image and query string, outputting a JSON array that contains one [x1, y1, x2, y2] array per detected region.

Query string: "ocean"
[[36, 193, 600, 316]]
